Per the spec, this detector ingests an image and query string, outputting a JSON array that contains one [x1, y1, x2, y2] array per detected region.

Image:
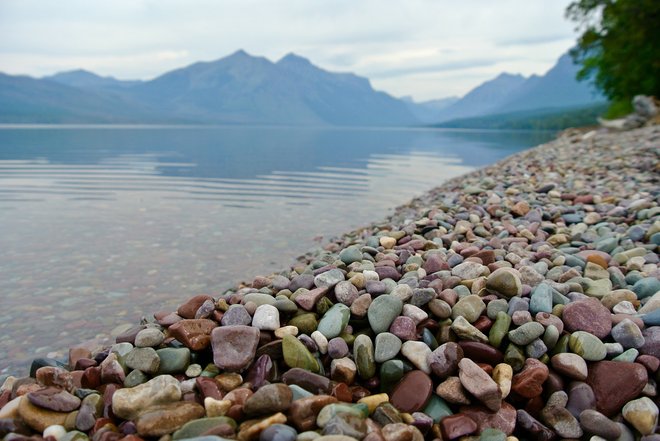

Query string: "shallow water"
[[0, 125, 554, 374]]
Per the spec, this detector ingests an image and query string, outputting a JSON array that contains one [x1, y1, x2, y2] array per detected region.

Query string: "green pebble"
[[489, 311, 511, 348], [480, 428, 506, 441], [339, 246, 363, 265], [612, 348, 639, 362], [504, 344, 526, 372], [317, 304, 350, 339], [242, 293, 277, 306], [508, 322, 545, 346], [354, 334, 376, 379], [367, 295, 403, 334], [289, 313, 318, 335], [569, 331, 606, 361], [451, 295, 485, 323], [282, 335, 320, 373], [124, 369, 148, 387], [156, 348, 190, 374], [422, 395, 453, 423], [289, 384, 313, 400], [173, 417, 237, 440], [379, 359, 405, 393]]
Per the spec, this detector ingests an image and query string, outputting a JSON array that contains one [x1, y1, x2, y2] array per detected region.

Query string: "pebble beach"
[[1, 124, 659, 440]]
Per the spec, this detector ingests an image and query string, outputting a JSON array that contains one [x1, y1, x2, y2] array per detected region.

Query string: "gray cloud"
[[0, 0, 578, 100]]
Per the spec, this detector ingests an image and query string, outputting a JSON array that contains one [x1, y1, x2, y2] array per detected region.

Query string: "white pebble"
[[311, 330, 329, 354], [43, 425, 67, 441]]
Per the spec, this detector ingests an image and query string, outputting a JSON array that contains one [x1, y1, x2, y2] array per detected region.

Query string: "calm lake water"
[[0, 126, 554, 374]]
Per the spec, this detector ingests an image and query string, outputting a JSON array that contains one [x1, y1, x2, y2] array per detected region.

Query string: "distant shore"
[[1, 125, 658, 440]]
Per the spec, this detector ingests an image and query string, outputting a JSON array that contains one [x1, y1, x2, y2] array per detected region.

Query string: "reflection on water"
[[0, 126, 554, 374]]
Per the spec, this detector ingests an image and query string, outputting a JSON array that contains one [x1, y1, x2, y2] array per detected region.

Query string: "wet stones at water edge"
[[1, 125, 660, 440]]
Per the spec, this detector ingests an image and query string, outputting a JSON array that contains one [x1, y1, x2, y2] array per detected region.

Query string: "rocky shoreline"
[[1, 125, 659, 441]]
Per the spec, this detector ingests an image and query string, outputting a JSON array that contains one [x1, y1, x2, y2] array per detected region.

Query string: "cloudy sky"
[[0, 0, 578, 101]]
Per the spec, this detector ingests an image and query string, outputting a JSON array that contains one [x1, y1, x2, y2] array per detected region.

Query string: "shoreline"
[[1, 125, 658, 440]]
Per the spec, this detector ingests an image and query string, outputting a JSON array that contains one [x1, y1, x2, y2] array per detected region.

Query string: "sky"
[[0, 0, 579, 101]]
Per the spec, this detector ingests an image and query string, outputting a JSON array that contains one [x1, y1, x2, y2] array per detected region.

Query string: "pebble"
[[4, 125, 660, 441], [374, 332, 402, 363], [458, 358, 501, 411], [367, 295, 403, 334], [112, 374, 182, 420], [390, 370, 433, 413], [622, 397, 658, 435], [211, 325, 260, 371]]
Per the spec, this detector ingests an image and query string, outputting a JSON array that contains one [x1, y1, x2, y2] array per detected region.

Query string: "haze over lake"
[[0, 126, 553, 373]]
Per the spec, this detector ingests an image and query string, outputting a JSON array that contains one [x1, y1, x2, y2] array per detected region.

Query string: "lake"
[[0, 126, 554, 374]]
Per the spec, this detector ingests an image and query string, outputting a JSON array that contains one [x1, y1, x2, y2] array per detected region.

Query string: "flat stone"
[[136, 401, 205, 437], [461, 402, 517, 435], [17, 396, 68, 432], [622, 397, 658, 435], [221, 305, 253, 326], [569, 331, 607, 361], [156, 347, 191, 374], [374, 332, 402, 363], [458, 358, 501, 411], [317, 304, 350, 339], [368, 295, 403, 334], [486, 268, 522, 298], [508, 322, 545, 346], [452, 261, 486, 280], [112, 374, 182, 420], [401, 341, 432, 373], [211, 325, 260, 372], [252, 304, 280, 331], [587, 360, 648, 417], [440, 414, 478, 440], [451, 295, 485, 323], [353, 334, 376, 379], [168, 319, 217, 351], [243, 384, 293, 416], [427, 342, 463, 379], [611, 318, 645, 349], [436, 377, 471, 405], [125, 347, 160, 374], [282, 335, 320, 373], [135, 328, 165, 348], [172, 417, 237, 440], [27, 387, 81, 412], [390, 370, 433, 413], [334, 281, 359, 306], [551, 353, 587, 380], [562, 298, 612, 338], [579, 409, 622, 440]]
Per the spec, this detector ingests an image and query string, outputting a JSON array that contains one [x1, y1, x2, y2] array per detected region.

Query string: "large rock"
[[586, 360, 648, 417], [112, 374, 182, 420], [211, 325, 260, 372]]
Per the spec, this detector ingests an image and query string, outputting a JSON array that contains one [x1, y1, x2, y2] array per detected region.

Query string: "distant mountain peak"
[[278, 52, 310, 64]]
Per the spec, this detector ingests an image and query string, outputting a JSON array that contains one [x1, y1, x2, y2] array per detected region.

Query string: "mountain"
[[45, 69, 142, 89], [431, 73, 527, 122], [431, 53, 605, 123], [0, 50, 418, 126], [500, 53, 603, 111], [0, 73, 168, 123]]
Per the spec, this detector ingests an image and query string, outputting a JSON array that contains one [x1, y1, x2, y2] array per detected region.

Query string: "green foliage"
[[604, 98, 634, 119], [566, 0, 660, 103], [433, 103, 609, 131]]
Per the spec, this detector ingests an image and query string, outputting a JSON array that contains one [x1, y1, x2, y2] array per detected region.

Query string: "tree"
[[565, 0, 660, 114]]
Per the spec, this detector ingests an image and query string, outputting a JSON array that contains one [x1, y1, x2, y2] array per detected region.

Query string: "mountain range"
[[0, 50, 604, 126]]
